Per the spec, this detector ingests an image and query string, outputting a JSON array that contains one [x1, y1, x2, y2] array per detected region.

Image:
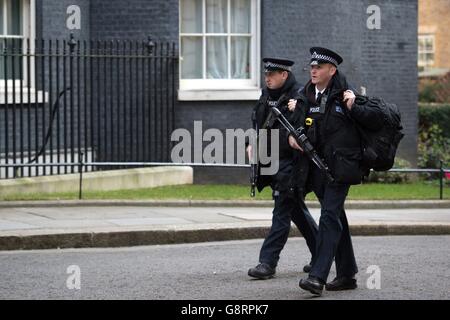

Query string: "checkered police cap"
[[309, 47, 343, 67], [263, 57, 294, 72]]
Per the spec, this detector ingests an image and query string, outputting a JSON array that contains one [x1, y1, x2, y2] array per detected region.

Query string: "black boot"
[[299, 276, 324, 296], [325, 276, 357, 291], [248, 263, 275, 280]]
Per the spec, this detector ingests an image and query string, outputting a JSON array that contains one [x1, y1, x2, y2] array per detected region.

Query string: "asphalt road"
[[0, 235, 449, 300]]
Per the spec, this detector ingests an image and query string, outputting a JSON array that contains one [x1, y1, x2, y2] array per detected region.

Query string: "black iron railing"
[[0, 34, 177, 179]]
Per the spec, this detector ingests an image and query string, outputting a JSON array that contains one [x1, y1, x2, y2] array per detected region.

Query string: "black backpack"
[[352, 95, 404, 172]]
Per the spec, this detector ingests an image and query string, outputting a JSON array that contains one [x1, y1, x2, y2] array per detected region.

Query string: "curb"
[[0, 199, 449, 209], [1, 224, 449, 251], [0, 167, 194, 196]]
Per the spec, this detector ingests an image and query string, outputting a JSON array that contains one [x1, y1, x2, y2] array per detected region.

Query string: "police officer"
[[289, 48, 361, 295], [246, 57, 318, 280]]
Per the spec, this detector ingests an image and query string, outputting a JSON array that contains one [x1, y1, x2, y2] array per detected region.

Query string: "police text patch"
[[309, 106, 321, 113], [268, 100, 278, 107]]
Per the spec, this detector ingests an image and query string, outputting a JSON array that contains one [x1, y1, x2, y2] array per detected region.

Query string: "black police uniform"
[[248, 58, 318, 276], [299, 48, 361, 289]]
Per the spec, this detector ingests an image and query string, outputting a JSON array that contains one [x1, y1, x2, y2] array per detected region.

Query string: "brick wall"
[[89, 0, 179, 41]]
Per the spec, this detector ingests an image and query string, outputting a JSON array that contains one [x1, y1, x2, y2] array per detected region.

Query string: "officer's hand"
[[246, 145, 252, 160], [287, 99, 297, 112], [343, 90, 356, 110], [288, 135, 303, 152]]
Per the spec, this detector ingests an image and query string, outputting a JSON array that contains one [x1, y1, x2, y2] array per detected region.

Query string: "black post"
[[83, 40, 88, 170], [146, 37, 155, 162], [49, 39, 54, 175], [152, 42, 157, 162], [89, 40, 95, 170], [41, 39, 47, 176], [115, 40, 121, 163], [79, 151, 84, 200], [56, 39, 61, 174], [34, 39, 39, 176], [4, 39, 9, 179], [63, 39, 68, 174], [128, 40, 133, 162], [26, 38, 32, 177], [76, 39, 81, 176], [19, 38, 25, 178], [68, 33, 77, 173], [12, 39, 17, 177], [440, 160, 444, 200], [109, 40, 114, 163]]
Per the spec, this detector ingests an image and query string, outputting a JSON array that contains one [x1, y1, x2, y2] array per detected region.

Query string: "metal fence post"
[[440, 160, 444, 200], [68, 33, 77, 174], [79, 151, 84, 200]]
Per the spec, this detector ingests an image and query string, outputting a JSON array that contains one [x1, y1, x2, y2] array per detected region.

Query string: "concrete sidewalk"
[[0, 200, 449, 251]]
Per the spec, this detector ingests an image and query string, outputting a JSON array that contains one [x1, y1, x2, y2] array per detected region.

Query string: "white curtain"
[[231, 0, 251, 79], [231, 0, 250, 33], [231, 36, 250, 79], [181, 37, 203, 79], [207, 36, 228, 78], [206, 0, 228, 79]]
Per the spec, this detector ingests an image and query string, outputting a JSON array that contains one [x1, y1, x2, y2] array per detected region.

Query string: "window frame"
[[178, 0, 261, 100], [418, 34, 435, 69]]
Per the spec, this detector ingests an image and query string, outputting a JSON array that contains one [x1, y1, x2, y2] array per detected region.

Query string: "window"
[[179, 0, 261, 100], [418, 34, 434, 69], [0, 0, 34, 85], [0, 0, 41, 104]]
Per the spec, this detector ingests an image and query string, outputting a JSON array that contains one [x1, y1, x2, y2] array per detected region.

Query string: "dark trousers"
[[259, 191, 318, 268], [309, 166, 358, 283]]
